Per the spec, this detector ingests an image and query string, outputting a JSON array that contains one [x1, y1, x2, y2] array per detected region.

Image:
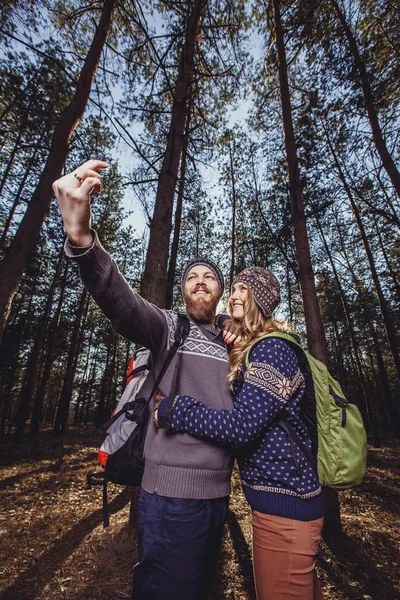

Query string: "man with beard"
[[52, 160, 235, 600]]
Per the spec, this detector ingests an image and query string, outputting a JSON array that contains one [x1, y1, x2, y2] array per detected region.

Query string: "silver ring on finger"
[[74, 173, 83, 182]]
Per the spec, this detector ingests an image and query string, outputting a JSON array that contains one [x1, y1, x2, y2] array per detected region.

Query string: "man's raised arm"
[[53, 160, 168, 353]]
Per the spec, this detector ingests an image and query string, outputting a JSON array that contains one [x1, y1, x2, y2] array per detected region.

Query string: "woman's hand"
[[221, 318, 242, 345]]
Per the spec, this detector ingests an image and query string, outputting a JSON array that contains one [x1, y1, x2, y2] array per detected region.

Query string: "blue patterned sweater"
[[158, 337, 324, 521]]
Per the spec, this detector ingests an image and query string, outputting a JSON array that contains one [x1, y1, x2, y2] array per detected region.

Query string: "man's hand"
[[52, 159, 108, 246]]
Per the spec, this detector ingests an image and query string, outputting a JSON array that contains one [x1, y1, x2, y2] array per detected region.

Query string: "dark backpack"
[[88, 313, 190, 526]]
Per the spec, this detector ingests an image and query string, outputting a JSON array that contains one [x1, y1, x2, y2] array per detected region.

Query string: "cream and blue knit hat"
[[233, 267, 280, 316]]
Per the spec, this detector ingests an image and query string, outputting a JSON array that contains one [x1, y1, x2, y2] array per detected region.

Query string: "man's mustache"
[[191, 284, 211, 294]]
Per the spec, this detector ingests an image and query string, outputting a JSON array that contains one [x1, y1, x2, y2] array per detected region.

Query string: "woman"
[[155, 267, 324, 600]]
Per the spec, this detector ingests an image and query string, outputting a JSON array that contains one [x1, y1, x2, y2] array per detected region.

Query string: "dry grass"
[[0, 428, 399, 600]]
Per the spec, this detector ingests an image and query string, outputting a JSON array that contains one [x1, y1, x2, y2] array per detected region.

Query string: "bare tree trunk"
[[0, 0, 115, 343], [369, 322, 400, 436], [272, 0, 328, 364], [331, 0, 400, 198], [13, 244, 65, 441], [315, 214, 380, 446], [0, 138, 43, 250], [75, 325, 95, 426], [140, 0, 207, 307], [228, 134, 237, 290], [251, 153, 298, 279], [0, 106, 30, 197], [336, 216, 399, 435], [165, 109, 191, 309], [31, 260, 68, 432], [54, 289, 88, 435]]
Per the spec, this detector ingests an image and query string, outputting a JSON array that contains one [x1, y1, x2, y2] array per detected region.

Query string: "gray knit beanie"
[[181, 258, 224, 297], [233, 267, 280, 316]]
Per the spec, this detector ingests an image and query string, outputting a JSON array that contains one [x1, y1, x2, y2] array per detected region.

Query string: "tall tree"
[[0, 0, 115, 342], [271, 0, 328, 364], [140, 0, 208, 306]]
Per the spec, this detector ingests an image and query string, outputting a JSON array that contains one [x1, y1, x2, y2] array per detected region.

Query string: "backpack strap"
[[162, 313, 191, 419], [99, 314, 190, 434], [87, 471, 110, 528], [126, 360, 152, 382], [244, 332, 303, 367], [277, 417, 317, 475]]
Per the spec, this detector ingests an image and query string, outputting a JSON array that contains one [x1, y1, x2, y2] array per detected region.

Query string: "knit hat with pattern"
[[234, 267, 280, 316], [182, 258, 225, 297]]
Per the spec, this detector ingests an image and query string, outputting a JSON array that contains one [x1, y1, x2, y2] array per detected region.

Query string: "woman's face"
[[230, 281, 249, 321]]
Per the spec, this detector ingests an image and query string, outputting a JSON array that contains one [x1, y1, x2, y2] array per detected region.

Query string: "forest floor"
[[0, 428, 399, 600]]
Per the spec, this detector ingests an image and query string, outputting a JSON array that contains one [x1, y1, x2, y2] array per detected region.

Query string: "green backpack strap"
[[245, 332, 304, 368]]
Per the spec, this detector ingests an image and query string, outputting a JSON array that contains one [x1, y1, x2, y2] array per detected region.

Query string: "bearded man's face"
[[183, 265, 221, 323]]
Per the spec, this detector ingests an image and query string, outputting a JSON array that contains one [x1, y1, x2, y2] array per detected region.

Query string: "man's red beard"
[[184, 285, 220, 323]]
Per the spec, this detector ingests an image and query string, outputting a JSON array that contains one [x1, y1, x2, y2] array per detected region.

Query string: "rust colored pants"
[[252, 511, 324, 600]]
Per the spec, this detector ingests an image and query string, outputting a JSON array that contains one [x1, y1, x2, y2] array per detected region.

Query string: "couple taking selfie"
[[53, 159, 324, 600]]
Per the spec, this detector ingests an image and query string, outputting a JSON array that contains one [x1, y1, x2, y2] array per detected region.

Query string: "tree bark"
[[0, 104, 30, 198], [30, 259, 68, 432], [315, 213, 380, 446], [272, 0, 329, 364], [0, 0, 115, 343], [0, 137, 44, 250], [228, 135, 237, 290], [13, 243, 65, 441], [140, 0, 207, 306], [54, 289, 88, 435], [165, 109, 191, 309]]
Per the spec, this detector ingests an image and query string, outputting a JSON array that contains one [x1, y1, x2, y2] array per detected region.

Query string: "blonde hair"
[[227, 289, 290, 388]]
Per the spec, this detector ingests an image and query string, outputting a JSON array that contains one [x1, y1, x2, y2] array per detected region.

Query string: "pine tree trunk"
[[0, 138, 43, 250], [331, 0, 400, 198], [0, 0, 115, 343], [0, 106, 30, 197], [13, 244, 65, 441], [54, 289, 88, 435], [272, 0, 328, 364], [369, 322, 400, 436], [75, 326, 95, 426], [315, 214, 380, 446], [272, 0, 338, 543], [165, 110, 191, 309], [336, 217, 399, 436], [31, 260, 68, 432], [229, 135, 237, 290], [251, 151, 298, 278], [140, 0, 207, 306]]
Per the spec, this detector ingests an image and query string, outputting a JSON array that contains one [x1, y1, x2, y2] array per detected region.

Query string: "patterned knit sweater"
[[158, 337, 324, 521]]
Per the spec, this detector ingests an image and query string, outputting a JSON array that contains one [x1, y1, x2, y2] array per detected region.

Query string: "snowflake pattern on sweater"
[[168, 337, 322, 503]]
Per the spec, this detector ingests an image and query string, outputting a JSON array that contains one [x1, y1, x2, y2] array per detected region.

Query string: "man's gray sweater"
[[65, 232, 234, 499]]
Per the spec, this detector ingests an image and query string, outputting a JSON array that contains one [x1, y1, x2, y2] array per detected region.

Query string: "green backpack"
[[245, 332, 367, 490]]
